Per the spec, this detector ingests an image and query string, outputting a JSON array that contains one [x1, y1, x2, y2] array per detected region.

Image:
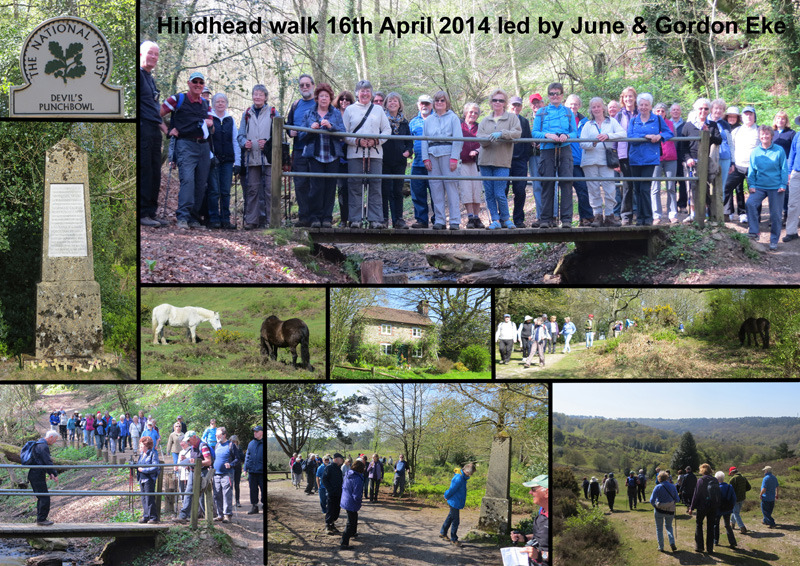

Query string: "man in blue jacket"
[[322, 453, 344, 534], [531, 82, 577, 229], [28, 431, 60, 526], [439, 463, 475, 547], [245, 425, 263, 515]]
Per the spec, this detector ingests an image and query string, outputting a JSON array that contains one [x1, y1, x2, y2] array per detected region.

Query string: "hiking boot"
[[223, 516, 231, 523], [452, 540, 462, 547], [432, 223, 446, 230], [439, 533, 449, 540], [148, 519, 160, 524], [176, 220, 190, 230], [214, 516, 223, 522], [740, 526, 747, 533], [321, 221, 332, 228], [449, 224, 460, 230], [36, 520, 53, 526], [188, 221, 202, 229], [579, 217, 592, 227], [473, 217, 486, 229], [370, 221, 387, 229], [466, 217, 476, 229], [394, 219, 409, 229], [247, 505, 259, 515], [411, 221, 428, 229], [138, 518, 149, 524], [621, 217, 631, 226], [208, 222, 222, 229], [140, 216, 161, 227], [590, 215, 602, 227], [310, 220, 321, 229], [172, 517, 189, 524], [783, 234, 798, 242], [670, 544, 677, 552]]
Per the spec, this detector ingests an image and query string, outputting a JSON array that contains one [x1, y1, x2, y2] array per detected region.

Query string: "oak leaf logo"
[[44, 41, 86, 84]]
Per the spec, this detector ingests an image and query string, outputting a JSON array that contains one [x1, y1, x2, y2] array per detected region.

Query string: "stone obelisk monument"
[[477, 435, 512, 534], [35, 139, 103, 358]]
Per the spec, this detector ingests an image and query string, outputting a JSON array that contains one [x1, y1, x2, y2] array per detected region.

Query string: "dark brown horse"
[[260, 316, 314, 371], [739, 317, 770, 349]]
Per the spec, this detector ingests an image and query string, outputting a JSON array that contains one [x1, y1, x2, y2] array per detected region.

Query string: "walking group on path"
[[582, 463, 781, 556]]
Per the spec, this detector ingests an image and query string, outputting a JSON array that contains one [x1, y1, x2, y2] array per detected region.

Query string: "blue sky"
[[554, 382, 800, 419]]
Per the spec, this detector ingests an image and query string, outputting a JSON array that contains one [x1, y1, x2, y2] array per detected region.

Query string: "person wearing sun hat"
[[517, 315, 534, 360], [510, 474, 549, 564]]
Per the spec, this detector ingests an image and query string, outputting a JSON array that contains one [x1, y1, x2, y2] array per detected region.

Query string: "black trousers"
[[714, 512, 737, 547], [695, 507, 716, 552], [498, 339, 514, 363], [325, 491, 342, 525], [606, 492, 616, 511], [507, 158, 528, 226], [539, 148, 573, 224], [233, 466, 242, 503], [140, 477, 157, 521], [619, 158, 636, 220], [139, 123, 163, 218], [724, 166, 748, 216], [249, 472, 264, 504], [29, 474, 50, 522], [342, 510, 358, 545], [382, 161, 407, 224], [305, 471, 316, 493]]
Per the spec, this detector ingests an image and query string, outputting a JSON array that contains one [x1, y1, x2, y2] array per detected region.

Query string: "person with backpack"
[[244, 425, 264, 514], [49, 411, 59, 432], [173, 430, 214, 524], [524, 317, 550, 369], [440, 463, 475, 547], [650, 470, 679, 552], [160, 72, 214, 230], [760, 465, 779, 528], [603, 472, 619, 512], [129, 415, 141, 456], [316, 454, 330, 514], [24, 431, 60, 526], [286, 74, 318, 227], [688, 463, 720, 554], [237, 85, 279, 230], [67, 413, 77, 443], [107, 418, 120, 456], [626, 471, 639, 510], [714, 471, 738, 548], [585, 315, 595, 348], [588, 476, 600, 507], [637, 469, 647, 504], [728, 466, 751, 533], [208, 92, 240, 230], [94, 413, 106, 451]]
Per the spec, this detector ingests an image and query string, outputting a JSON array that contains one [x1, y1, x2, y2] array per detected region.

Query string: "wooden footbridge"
[[0, 522, 170, 538]]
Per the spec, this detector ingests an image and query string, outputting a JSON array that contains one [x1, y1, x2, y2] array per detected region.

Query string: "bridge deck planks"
[[307, 225, 663, 245], [0, 522, 170, 537]]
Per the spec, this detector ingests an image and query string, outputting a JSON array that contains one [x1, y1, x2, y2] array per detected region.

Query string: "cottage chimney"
[[417, 300, 429, 316]]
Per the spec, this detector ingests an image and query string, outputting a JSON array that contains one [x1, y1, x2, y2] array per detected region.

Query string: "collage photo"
[[0, 0, 798, 565]]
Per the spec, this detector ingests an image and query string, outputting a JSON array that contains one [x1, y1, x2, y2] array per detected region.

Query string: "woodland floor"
[[267, 477, 529, 566], [139, 168, 800, 284]]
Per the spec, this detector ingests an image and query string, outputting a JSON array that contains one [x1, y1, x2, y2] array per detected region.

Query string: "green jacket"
[[729, 473, 751, 502], [585, 319, 594, 331]]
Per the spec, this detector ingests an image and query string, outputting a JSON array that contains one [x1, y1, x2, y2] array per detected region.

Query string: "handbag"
[[596, 122, 620, 168]]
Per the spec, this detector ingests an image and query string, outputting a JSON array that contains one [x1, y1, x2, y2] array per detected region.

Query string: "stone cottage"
[[358, 300, 434, 360]]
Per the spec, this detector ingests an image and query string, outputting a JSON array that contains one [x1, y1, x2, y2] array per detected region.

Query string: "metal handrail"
[[283, 124, 700, 144], [0, 463, 192, 469], [1, 490, 190, 496], [283, 172, 696, 183]]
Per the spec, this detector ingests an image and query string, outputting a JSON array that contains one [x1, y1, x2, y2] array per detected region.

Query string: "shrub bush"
[[212, 329, 244, 344], [552, 466, 579, 495], [458, 344, 490, 372], [652, 328, 679, 342], [453, 361, 469, 372], [431, 357, 455, 374]]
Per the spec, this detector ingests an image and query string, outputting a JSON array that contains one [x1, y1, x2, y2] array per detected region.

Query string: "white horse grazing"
[[152, 304, 222, 345]]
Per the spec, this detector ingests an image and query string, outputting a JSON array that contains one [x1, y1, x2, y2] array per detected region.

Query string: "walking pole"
[[232, 172, 240, 230], [160, 162, 175, 220], [361, 143, 368, 228]]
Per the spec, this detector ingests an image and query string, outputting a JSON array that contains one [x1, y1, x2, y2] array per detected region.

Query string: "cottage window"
[[413, 347, 423, 358], [381, 324, 392, 335], [412, 327, 422, 338], [381, 343, 392, 355]]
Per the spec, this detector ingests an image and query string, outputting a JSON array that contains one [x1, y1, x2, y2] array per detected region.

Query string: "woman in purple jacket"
[[340, 459, 365, 549]]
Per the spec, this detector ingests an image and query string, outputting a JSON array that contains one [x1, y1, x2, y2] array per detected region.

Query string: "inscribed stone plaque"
[[48, 184, 87, 257], [10, 16, 123, 118]]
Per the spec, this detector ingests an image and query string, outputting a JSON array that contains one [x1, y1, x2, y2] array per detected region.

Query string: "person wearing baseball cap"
[[725, 105, 759, 224], [509, 96, 534, 227], [728, 466, 751, 533], [409, 95, 435, 228], [321, 453, 345, 534], [584, 314, 595, 348], [760, 465, 779, 528], [160, 70, 214, 230], [244, 425, 263, 514], [511, 475, 549, 563]]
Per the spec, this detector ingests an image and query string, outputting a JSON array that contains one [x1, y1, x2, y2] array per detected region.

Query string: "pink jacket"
[[660, 120, 677, 162]]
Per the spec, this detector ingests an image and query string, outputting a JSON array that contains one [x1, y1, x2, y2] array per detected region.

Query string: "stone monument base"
[[477, 497, 511, 534], [35, 281, 103, 358]]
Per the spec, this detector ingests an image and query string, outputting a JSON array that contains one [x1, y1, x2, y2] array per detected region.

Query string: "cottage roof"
[[361, 306, 434, 326]]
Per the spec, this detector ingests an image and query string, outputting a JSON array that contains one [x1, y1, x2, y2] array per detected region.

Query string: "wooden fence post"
[[205, 484, 215, 527], [271, 116, 284, 228], [190, 460, 201, 530], [695, 130, 710, 228]]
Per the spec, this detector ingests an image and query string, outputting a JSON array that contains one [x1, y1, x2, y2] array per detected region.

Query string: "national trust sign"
[[10, 16, 124, 118]]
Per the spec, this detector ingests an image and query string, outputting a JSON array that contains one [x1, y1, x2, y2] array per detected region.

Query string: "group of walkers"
[[582, 463, 780, 555], [289, 451, 411, 549], [496, 313, 614, 368], [139, 43, 800, 241], [29, 411, 264, 527]]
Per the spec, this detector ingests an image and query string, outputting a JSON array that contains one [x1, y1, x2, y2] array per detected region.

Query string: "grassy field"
[[330, 365, 490, 380], [140, 287, 326, 379]]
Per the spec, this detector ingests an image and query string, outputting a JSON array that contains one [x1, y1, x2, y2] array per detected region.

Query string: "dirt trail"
[[268, 477, 516, 565], [591, 497, 800, 565], [496, 343, 589, 378]]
